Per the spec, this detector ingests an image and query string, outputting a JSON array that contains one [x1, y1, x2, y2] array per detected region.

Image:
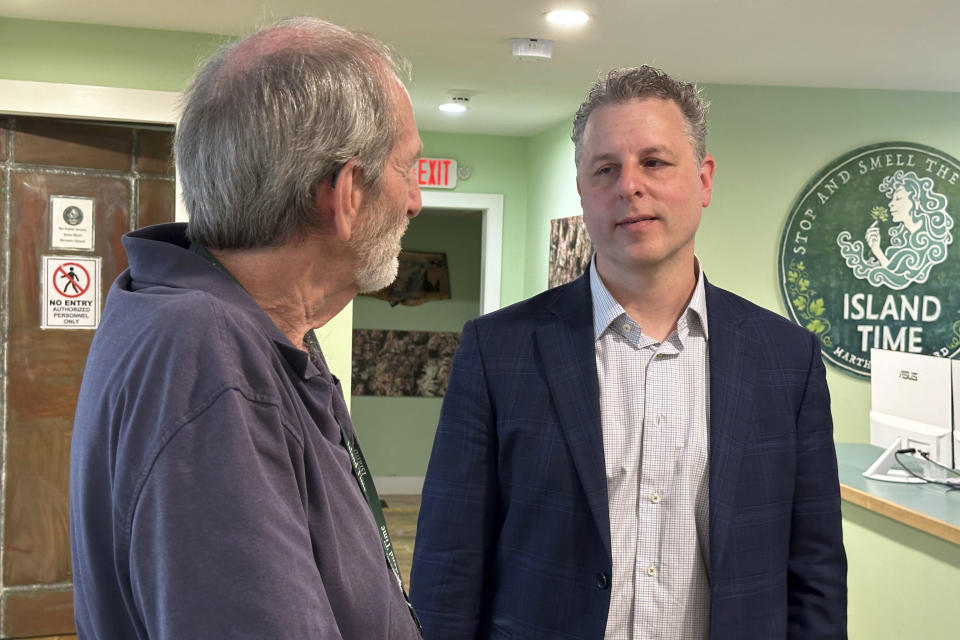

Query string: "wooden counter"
[[836, 443, 960, 545]]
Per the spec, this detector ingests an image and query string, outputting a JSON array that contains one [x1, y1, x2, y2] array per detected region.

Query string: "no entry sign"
[[42, 255, 101, 329]]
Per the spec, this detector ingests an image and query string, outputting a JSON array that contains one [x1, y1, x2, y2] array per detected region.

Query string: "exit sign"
[[417, 157, 457, 189]]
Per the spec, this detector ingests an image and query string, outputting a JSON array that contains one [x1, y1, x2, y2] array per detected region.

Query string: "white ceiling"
[[3, 0, 959, 136]]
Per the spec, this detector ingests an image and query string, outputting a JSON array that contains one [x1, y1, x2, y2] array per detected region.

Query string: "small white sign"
[[42, 255, 101, 330], [50, 195, 95, 251]]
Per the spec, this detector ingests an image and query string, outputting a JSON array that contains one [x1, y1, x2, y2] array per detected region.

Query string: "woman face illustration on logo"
[[837, 169, 954, 290], [888, 186, 921, 232]]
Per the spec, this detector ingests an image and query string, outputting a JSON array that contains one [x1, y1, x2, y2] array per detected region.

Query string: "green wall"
[[352, 212, 482, 475], [524, 84, 960, 640], [525, 117, 580, 293], [0, 18, 224, 91], [843, 502, 960, 639]]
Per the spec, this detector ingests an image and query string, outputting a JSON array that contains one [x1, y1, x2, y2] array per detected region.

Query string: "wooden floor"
[[381, 494, 421, 589]]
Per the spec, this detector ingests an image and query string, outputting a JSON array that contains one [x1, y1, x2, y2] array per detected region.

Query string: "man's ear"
[[314, 159, 365, 241], [699, 155, 716, 208]]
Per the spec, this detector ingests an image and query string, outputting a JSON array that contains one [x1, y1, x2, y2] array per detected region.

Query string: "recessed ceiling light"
[[439, 95, 470, 114], [545, 9, 590, 26]]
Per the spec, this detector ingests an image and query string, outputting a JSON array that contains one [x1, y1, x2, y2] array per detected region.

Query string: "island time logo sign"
[[778, 142, 960, 377]]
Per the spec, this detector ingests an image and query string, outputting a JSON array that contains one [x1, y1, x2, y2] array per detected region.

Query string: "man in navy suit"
[[410, 66, 847, 639]]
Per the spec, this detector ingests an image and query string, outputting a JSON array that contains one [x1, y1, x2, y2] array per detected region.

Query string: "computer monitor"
[[869, 348, 953, 467]]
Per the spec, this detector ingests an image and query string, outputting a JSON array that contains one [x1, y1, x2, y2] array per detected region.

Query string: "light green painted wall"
[[419, 131, 528, 306], [525, 117, 580, 293], [352, 213, 482, 475], [524, 84, 960, 640], [843, 502, 960, 639], [0, 18, 224, 92]]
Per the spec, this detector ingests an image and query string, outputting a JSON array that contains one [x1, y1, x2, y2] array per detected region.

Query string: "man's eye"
[[596, 166, 614, 176]]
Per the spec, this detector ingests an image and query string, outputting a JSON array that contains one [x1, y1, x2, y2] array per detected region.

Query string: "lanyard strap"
[[191, 243, 421, 632], [303, 332, 422, 633]]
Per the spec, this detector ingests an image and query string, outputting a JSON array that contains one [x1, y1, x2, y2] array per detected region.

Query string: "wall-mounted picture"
[[549, 215, 593, 288], [362, 250, 451, 306], [352, 329, 460, 397]]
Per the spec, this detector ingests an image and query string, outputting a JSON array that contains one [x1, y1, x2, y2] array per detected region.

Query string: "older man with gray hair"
[[70, 17, 423, 639]]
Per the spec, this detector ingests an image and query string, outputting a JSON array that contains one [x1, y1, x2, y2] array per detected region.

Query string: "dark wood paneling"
[[2, 589, 75, 638], [137, 178, 176, 229], [4, 172, 129, 587], [2, 115, 176, 639], [14, 118, 131, 172], [136, 128, 174, 176]]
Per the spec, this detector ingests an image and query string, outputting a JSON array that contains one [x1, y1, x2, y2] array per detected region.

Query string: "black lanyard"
[[191, 242, 421, 632]]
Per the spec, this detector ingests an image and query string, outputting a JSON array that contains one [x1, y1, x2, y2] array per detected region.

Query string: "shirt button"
[[647, 565, 657, 577], [622, 322, 633, 332], [596, 571, 610, 589], [650, 491, 661, 504]]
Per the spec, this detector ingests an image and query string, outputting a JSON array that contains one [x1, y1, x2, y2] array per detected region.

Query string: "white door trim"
[[0, 79, 180, 124], [420, 190, 503, 315]]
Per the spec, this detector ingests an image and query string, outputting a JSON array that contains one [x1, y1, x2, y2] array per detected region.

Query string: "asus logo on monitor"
[[899, 370, 918, 381]]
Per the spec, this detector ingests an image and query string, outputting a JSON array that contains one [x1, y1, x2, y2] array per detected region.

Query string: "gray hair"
[[571, 65, 709, 167], [176, 16, 410, 249]]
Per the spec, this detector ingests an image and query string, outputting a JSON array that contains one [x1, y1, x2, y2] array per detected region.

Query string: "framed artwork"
[[363, 250, 451, 306], [549, 215, 593, 288], [352, 329, 460, 397]]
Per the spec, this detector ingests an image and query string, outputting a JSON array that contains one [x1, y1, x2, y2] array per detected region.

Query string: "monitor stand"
[[862, 438, 926, 484]]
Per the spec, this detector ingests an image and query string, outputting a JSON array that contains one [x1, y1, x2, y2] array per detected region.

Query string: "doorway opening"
[[352, 192, 503, 494]]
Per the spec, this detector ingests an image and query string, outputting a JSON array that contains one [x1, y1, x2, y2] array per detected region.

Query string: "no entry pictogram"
[[53, 262, 90, 298], [42, 255, 101, 330]]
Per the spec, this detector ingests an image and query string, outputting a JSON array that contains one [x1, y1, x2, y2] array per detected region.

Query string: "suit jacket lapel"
[[706, 282, 760, 575], [535, 274, 611, 554]]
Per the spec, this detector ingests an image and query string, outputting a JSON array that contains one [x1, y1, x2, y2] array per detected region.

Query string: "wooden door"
[[0, 115, 176, 638]]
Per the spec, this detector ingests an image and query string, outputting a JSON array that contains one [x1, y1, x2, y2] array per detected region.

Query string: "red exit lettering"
[[416, 157, 458, 189]]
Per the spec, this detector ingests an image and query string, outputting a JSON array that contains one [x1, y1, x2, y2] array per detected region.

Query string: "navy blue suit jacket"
[[410, 273, 847, 639]]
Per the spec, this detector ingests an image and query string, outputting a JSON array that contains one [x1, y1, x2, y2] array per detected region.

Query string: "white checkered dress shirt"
[[591, 259, 711, 640]]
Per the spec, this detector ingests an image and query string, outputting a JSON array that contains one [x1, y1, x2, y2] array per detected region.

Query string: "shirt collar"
[[590, 255, 710, 342], [123, 223, 324, 380]]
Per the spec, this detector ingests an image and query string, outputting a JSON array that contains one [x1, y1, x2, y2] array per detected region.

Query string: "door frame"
[[420, 190, 502, 315]]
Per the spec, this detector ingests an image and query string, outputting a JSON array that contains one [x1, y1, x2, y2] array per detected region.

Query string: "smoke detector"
[[510, 38, 554, 61], [439, 92, 473, 114]]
